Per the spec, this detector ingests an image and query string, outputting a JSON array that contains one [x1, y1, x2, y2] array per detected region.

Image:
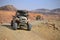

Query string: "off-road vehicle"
[[11, 10, 32, 31]]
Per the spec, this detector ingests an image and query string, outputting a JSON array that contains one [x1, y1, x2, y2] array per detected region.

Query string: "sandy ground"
[[0, 21, 60, 40], [0, 25, 44, 40]]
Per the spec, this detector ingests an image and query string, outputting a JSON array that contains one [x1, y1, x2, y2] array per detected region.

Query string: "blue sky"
[[0, 0, 60, 10]]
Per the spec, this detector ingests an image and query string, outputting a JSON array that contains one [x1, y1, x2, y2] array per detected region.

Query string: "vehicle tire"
[[12, 22, 17, 30], [27, 23, 32, 31], [11, 20, 13, 26]]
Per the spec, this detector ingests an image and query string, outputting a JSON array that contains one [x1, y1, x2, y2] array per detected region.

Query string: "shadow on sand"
[[1, 24, 28, 31]]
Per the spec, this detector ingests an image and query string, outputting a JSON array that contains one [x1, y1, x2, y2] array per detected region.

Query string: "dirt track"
[[0, 21, 60, 40], [0, 25, 44, 40]]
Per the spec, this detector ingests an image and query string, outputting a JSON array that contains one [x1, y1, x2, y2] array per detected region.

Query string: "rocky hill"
[[0, 11, 16, 24], [0, 5, 17, 11], [33, 8, 60, 15], [51, 8, 60, 12], [33, 9, 50, 13]]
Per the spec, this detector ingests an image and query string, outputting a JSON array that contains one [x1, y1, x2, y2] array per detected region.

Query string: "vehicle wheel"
[[27, 23, 32, 31], [12, 22, 17, 30], [11, 20, 13, 26]]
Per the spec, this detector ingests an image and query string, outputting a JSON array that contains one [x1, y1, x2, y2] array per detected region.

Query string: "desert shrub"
[[36, 15, 41, 20]]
